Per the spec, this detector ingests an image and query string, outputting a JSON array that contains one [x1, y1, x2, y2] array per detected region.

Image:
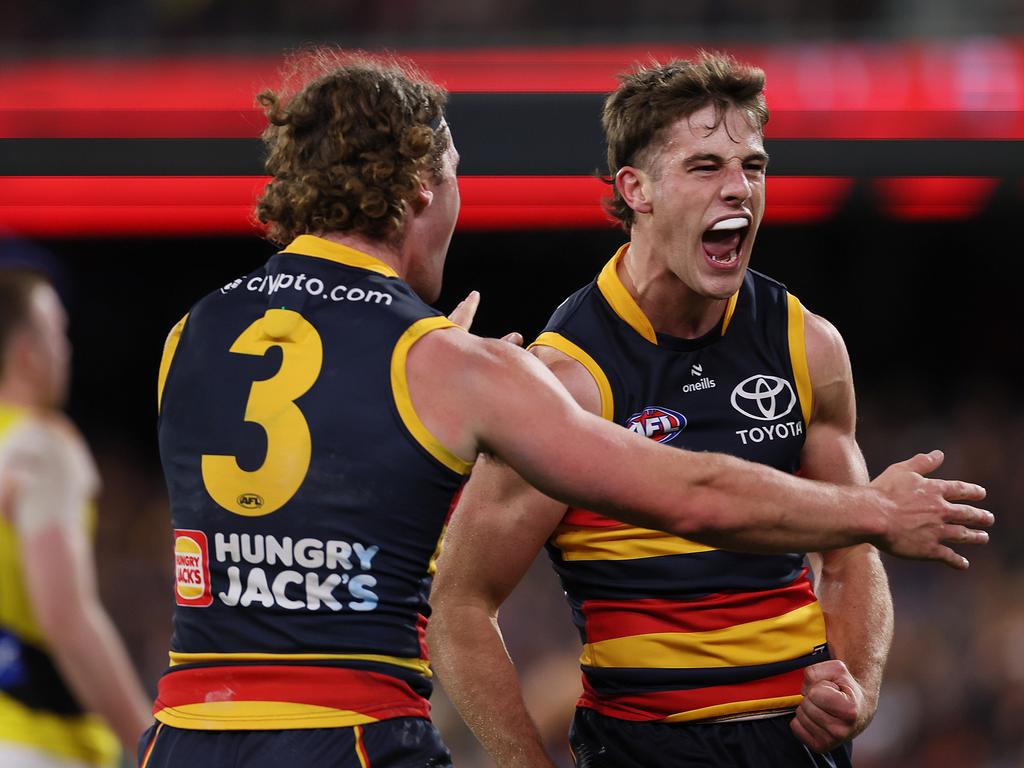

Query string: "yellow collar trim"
[[0, 403, 29, 433], [596, 244, 741, 343], [596, 244, 658, 345], [721, 291, 740, 335], [281, 235, 400, 278]]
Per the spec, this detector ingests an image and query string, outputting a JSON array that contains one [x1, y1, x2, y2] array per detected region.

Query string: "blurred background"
[[2, 2, 1022, 767]]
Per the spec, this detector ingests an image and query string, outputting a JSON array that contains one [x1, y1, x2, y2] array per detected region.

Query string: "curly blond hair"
[[603, 52, 769, 231], [255, 49, 449, 245]]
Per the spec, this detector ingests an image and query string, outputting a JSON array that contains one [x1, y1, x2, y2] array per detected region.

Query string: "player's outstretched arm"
[[15, 420, 152, 755], [407, 329, 991, 566]]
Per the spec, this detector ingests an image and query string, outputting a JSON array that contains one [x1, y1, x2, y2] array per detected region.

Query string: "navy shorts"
[[569, 708, 854, 768], [138, 717, 452, 768]]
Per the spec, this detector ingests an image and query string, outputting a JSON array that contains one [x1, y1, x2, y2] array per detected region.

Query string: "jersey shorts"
[[569, 707, 853, 768], [138, 718, 452, 768]]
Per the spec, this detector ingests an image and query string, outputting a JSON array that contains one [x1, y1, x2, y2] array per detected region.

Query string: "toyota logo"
[[730, 375, 797, 421]]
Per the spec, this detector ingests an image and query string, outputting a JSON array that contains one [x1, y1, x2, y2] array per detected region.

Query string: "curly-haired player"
[[140, 49, 990, 767]]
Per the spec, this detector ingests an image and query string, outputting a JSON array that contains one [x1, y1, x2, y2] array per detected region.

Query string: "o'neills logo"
[[174, 529, 213, 607], [682, 378, 716, 394]]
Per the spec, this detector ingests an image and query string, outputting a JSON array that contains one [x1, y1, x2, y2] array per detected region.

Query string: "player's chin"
[[698, 267, 746, 301]]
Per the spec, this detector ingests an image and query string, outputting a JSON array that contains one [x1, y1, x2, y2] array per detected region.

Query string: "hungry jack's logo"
[[174, 529, 213, 607], [625, 406, 686, 444]]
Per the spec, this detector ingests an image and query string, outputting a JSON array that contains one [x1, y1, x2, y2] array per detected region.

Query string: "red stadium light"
[[0, 177, 267, 236], [0, 175, 863, 236], [457, 177, 612, 230], [3, 42, 1024, 140], [2, 42, 1021, 235], [874, 177, 999, 221], [762, 178, 855, 223]]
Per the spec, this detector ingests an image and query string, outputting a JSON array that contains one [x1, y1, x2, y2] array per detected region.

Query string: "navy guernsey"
[[154, 235, 470, 730], [533, 244, 826, 723]]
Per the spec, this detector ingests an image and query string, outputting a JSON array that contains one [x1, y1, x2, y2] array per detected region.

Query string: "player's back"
[[155, 235, 470, 730]]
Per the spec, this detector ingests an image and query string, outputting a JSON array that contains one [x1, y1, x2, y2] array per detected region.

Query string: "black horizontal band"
[[2, 134, 1020, 178], [0, 629, 83, 716]]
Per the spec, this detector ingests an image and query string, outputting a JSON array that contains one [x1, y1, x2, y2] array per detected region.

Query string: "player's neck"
[[317, 231, 406, 278], [620, 244, 726, 340], [0, 379, 44, 410]]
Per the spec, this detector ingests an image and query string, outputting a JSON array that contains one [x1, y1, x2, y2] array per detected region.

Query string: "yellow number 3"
[[202, 309, 323, 516]]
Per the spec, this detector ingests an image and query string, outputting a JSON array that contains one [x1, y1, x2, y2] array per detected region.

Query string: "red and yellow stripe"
[[353, 725, 372, 767], [580, 667, 807, 723], [154, 665, 429, 731], [582, 577, 819, 642], [138, 723, 164, 768], [552, 522, 716, 561], [580, 601, 824, 671]]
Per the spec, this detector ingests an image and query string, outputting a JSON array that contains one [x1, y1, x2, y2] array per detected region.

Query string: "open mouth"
[[701, 217, 749, 267]]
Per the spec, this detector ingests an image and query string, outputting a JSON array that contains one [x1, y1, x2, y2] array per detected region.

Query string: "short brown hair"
[[0, 270, 45, 380], [255, 49, 449, 245], [603, 52, 769, 230]]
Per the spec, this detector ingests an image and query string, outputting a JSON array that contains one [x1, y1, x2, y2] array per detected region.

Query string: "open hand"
[[870, 450, 991, 570]]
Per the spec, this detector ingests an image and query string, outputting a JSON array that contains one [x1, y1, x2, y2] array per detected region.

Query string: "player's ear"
[[410, 177, 434, 213], [7, 326, 38, 378], [616, 166, 652, 215]]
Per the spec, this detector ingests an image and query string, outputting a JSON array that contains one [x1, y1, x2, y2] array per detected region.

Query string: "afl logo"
[[626, 406, 686, 444], [237, 493, 264, 510], [730, 375, 796, 421]]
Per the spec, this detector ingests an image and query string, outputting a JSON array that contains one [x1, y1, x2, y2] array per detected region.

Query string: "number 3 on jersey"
[[202, 309, 323, 516]]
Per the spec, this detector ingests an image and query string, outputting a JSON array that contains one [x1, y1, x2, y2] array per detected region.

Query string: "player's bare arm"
[[17, 417, 152, 754], [428, 345, 598, 768], [406, 327, 991, 563], [429, 455, 567, 768], [789, 309, 893, 753]]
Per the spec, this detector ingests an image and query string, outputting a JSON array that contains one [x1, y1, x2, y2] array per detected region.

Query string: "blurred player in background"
[[0, 270, 151, 767], [429, 54, 963, 768], [144, 49, 988, 767]]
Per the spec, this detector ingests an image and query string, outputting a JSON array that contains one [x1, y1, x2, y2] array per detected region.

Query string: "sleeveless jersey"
[[0, 404, 118, 766], [533, 245, 826, 724], [155, 235, 471, 731]]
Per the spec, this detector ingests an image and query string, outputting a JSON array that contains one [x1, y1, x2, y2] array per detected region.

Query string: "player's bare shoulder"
[[30, 411, 100, 492], [529, 344, 602, 415], [800, 306, 855, 424], [407, 323, 524, 381], [404, 324, 525, 464], [803, 309, 848, 369]]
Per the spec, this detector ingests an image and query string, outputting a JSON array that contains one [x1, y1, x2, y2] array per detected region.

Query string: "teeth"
[[710, 217, 748, 231], [712, 249, 738, 263]]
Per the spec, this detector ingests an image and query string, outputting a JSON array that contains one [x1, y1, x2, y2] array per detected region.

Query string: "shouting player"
[[429, 53, 968, 767], [143, 50, 989, 767]]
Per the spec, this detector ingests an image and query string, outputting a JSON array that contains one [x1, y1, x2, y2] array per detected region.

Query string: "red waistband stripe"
[[581, 577, 818, 643]]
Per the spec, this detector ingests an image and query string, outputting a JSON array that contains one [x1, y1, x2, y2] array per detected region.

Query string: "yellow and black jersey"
[[155, 235, 471, 731], [0, 404, 118, 766], [533, 245, 824, 724]]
